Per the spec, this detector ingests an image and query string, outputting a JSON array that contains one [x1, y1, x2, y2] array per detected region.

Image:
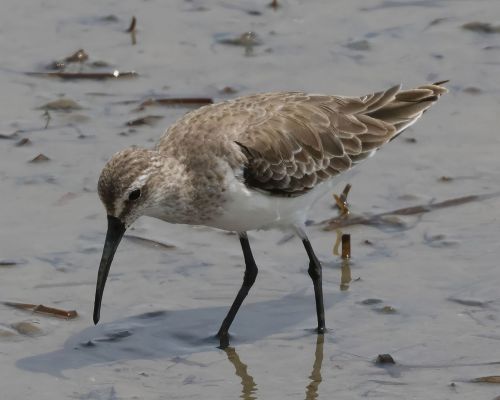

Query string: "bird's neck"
[[143, 156, 219, 225]]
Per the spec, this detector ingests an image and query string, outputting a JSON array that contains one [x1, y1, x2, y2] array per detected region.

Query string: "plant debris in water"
[[38, 98, 82, 111], [126, 115, 164, 127], [246, 9, 262, 16], [376, 305, 398, 314], [322, 193, 500, 231], [99, 14, 120, 23], [341, 234, 351, 259], [447, 298, 486, 307], [333, 183, 351, 216], [216, 32, 262, 46], [15, 138, 31, 147], [63, 49, 88, 63], [27, 70, 138, 80], [428, 18, 447, 27], [219, 86, 239, 95], [29, 154, 50, 163], [345, 40, 372, 51], [126, 16, 137, 45], [136, 97, 213, 111], [43, 110, 51, 128], [269, 0, 280, 9], [462, 22, 500, 34], [337, 233, 352, 291], [0, 259, 26, 267], [462, 86, 482, 95], [0, 132, 19, 140], [471, 376, 500, 384], [48, 49, 89, 70], [216, 32, 262, 56], [4, 302, 78, 319], [376, 354, 396, 365], [361, 298, 383, 305], [47, 48, 112, 71], [126, 16, 136, 33]]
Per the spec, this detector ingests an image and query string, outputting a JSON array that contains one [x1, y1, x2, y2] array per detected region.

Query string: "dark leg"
[[217, 232, 258, 348], [302, 237, 326, 333]]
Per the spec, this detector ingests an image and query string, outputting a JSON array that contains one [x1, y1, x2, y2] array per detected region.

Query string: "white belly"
[[206, 174, 336, 232]]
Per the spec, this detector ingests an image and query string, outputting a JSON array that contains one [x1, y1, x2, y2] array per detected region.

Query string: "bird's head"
[[97, 147, 163, 228], [93, 147, 163, 325]]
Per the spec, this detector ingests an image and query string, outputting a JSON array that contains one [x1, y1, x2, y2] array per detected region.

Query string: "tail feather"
[[362, 84, 402, 113], [366, 81, 448, 140], [347, 80, 448, 166]]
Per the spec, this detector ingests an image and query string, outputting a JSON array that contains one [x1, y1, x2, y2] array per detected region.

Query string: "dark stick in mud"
[[3, 302, 78, 319], [341, 234, 351, 259], [126, 16, 137, 45], [26, 71, 138, 80]]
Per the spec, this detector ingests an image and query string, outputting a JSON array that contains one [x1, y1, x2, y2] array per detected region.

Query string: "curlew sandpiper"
[[94, 81, 448, 348]]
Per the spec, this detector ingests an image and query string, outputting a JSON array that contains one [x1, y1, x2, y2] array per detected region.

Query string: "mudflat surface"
[[1, 1, 500, 399]]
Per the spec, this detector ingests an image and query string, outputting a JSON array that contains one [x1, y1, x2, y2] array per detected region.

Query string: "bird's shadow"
[[16, 291, 339, 377]]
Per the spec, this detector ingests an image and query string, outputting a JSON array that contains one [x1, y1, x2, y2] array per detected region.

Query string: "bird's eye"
[[128, 189, 141, 201]]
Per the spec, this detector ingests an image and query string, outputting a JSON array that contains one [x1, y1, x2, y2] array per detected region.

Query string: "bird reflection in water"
[[224, 334, 325, 400], [305, 334, 324, 400], [224, 346, 257, 400], [333, 230, 352, 291], [223, 229, 350, 398]]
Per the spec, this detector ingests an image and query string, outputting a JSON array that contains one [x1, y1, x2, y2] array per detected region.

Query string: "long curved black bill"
[[93, 215, 126, 325]]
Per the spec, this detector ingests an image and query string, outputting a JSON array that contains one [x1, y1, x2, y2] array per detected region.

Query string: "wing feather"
[[236, 82, 447, 196], [159, 82, 447, 197]]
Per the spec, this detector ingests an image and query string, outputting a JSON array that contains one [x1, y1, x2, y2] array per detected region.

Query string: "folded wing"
[[236, 81, 448, 196]]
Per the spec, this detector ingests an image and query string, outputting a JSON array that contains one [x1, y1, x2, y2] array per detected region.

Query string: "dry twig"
[[136, 97, 213, 110], [126, 16, 137, 45], [126, 16, 137, 33], [3, 302, 78, 319], [26, 71, 138, 80], [333, 184, 351, 217], [341, 234, 351, 259], [322, 193, 500, 231]]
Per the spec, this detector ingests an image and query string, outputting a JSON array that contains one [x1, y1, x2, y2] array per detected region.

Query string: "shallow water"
[[1, 0, 500, 399]]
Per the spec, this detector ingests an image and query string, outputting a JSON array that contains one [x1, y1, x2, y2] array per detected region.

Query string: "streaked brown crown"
[[98, 147, 155, 216]]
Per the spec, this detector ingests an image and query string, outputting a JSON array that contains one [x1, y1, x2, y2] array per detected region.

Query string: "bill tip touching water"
[[94, 81, 448, 347]]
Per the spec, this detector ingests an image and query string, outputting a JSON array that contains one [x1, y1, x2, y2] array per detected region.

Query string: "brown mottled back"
[[158, 82, 447, 197]]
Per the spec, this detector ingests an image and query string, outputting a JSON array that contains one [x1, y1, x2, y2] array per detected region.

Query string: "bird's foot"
[[216, 331, 230, 349], [316, 326, 327, 334]]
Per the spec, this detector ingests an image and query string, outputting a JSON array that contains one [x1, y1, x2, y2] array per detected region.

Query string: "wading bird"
[[94, 81, 447, 348]]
